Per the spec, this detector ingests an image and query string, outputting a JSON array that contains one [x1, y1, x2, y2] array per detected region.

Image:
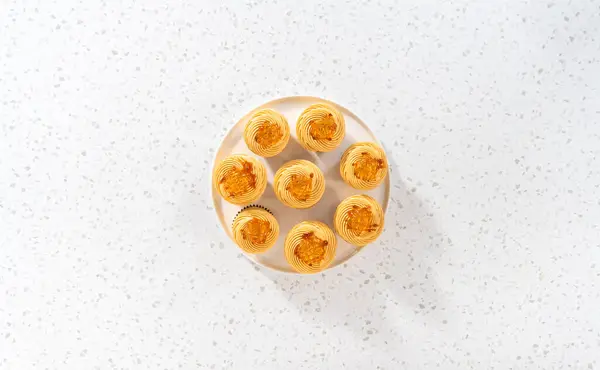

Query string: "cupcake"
[[284, 221, 337, 273], [273, 160, 325, 209], [334, 195, 384, 247], [296, 103, 345, 152], [340, 142, 388, 190], [244, 109, 290, 157], [232, 206, 279, 253], [213, 154, 267, 205]]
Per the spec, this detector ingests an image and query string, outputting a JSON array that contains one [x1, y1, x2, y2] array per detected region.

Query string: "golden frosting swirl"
[[284, 221, 337, 273], [232, 207, 279, 253], [273, 160, 325, 209], [334, 195, 384, 247], [340, 142, 388, 190], [213, 154, 267, 205], [296, 103, 345, 152], [243, 109, 290, 157]]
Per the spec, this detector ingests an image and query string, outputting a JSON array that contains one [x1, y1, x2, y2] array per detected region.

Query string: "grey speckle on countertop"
[[1, 0, 600, 369]]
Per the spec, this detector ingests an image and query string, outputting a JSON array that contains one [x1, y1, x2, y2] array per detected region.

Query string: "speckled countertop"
[[2, 0, 600, 369]]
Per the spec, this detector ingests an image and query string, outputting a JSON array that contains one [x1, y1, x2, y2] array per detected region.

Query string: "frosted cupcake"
[[284, 221, 337, 273], [334, 195, 384, 247], [244, 109, 290, 157], [273, 160, 325, 209], [232, 206, 279, 253], [213, 154, 267, 205], [296, 103, 345, 152], [340, 142, 388, 190]]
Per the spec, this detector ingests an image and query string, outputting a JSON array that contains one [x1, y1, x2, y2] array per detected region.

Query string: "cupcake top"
[[334, 195, 384, 247], [284, 221, 337, 273], [244, 109, 290, 157], [232, 207, 279, 253], [273, 160, 325, 209], [340, 142, 388, 190], [296, 103, 345, 152], [213, 154, 267, 205]]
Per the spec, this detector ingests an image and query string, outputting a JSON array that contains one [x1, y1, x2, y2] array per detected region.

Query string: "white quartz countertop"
[[2, 1, 599, 369]]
